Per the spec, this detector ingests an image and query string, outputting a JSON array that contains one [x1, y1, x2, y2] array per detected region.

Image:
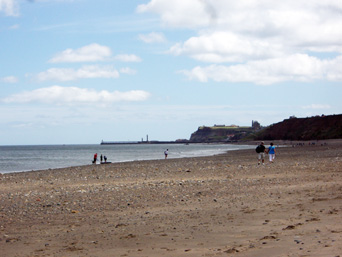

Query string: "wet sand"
[[1, 141, 341, 256]]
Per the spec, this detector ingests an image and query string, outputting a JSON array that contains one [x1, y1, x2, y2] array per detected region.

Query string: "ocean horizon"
[[0, 143, 254, 174]]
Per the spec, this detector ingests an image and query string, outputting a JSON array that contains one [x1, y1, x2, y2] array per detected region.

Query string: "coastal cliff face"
[[255, 114, 342, 141], [189, 126, 256, 142], [189, 114, 342, 142]]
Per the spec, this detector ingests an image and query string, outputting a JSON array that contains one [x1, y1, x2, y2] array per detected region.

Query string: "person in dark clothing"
[[256, 142, 266, 165]]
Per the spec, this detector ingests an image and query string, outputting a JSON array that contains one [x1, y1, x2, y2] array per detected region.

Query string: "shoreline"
[[0, 143, 255, 175], [2, 139, 339, 175], [1, 141, 341, 256]]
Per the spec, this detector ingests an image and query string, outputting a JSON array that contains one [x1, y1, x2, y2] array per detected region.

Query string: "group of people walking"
[[256, 142, 276, 165]]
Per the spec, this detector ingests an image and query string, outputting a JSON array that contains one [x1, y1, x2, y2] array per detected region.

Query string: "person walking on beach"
[[268, 143, 276, 163], [256, 141, 266, 165], [164, 149, 169, 159], [104, 156, 107, 163], [100, 154, 103, 162], [93, 153, 98, 164]]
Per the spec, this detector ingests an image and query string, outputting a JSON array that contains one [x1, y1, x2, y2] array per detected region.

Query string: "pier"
[[100, 140, 188, 145]]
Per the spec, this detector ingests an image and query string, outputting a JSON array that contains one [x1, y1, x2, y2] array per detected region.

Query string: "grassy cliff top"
[[199, 126, 251, 130]]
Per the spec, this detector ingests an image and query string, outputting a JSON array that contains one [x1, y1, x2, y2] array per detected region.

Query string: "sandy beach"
[[1, 141, 341, 257]]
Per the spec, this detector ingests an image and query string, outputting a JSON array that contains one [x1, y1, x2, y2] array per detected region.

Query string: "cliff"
[[189, 114, 342, 142], [190, 126, 257, 142], [254, 114, 342, 141]]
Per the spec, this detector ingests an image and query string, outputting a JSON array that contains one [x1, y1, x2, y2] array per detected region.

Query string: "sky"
[[1, 0, 342, 145]]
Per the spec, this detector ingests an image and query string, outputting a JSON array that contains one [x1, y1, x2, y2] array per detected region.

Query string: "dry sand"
[[1, 141, 341, 257]]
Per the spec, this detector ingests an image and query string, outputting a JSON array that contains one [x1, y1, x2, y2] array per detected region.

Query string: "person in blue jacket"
[[268, 143, 276, 163]]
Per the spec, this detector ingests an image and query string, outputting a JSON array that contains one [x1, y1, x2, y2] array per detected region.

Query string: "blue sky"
[[1, 0, 341, 145]]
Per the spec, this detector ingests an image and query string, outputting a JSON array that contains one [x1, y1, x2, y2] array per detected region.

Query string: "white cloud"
[[180, 54, 342, 85], [120, 67, 137, 75], [48, 44, 142, 64], [169, 31, 284, 63], [140, 0, 342, 82], [35, 65, 120, 82], [136, 0, 213, 28], [2, 86, 151, 104], [138, 0, 342, 39], [0, 0, 19, 16], [138, 32, 166, 43], [33, 0, 77, 2], [302, 104, 331, 110], [1, 76, 18, 83], [114, 54, 142, 62], [49, 43, 112, 63]]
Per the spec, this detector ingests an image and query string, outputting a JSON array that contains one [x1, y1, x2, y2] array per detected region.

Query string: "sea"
[[0, 143, 254, 174]]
